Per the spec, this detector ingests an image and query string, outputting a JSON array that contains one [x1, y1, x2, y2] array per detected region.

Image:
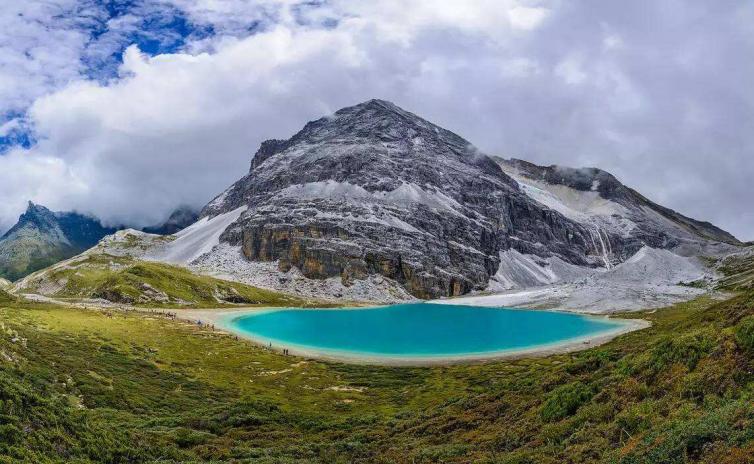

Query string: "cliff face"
[[496, 158, 741, 258], [202, 100, 619, 298]]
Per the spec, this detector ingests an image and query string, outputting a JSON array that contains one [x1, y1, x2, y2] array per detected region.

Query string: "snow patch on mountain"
[[147, 206, 246, 265], [514, 177, 627, 220]]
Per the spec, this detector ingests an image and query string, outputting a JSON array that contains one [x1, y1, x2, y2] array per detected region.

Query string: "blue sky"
[[0, 0, 220, 151], [0, 0, 752, 240]]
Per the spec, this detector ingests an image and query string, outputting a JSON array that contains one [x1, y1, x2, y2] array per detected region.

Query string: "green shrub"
[[540, 381, 593, 422], [617, 400, 752, 463], [173, 427, 214, 448], [734, 316, 754, 354], [614, 401, 654, 436], [649, 329, 717, 371]]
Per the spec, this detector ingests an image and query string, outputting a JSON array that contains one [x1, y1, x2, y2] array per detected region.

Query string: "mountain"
[[0, 202, 117, 281], [200, 99, 614, 298], [0, 203, 202, 282], [142, 206, 199, 235], [11, 100, 742, 305], [190, 99, 741, 299]]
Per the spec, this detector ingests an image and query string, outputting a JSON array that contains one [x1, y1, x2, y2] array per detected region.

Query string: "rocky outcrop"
[[203, 99, 628, 299]]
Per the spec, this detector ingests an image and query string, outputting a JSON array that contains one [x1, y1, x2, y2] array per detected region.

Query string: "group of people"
[[268, 342, 290, 355], [195, 319, 216, 331]]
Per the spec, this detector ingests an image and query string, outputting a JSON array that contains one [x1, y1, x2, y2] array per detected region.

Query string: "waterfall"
[[590, 226, 612, 269], [601, 228, 613, 257]]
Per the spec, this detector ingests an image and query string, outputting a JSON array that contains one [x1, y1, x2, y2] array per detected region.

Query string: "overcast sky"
[[0, 0, 752, 240]]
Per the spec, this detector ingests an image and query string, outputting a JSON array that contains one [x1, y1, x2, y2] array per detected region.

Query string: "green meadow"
[[1, 284, 753, 463]]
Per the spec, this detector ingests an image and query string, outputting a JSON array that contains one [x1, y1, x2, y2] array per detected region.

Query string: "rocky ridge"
[[496, 158, 740, 257]]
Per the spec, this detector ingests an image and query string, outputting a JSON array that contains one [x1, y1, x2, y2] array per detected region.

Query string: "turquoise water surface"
[[224, 303, 627, 359]]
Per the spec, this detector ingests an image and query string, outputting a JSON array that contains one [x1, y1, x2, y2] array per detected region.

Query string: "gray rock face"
[[202, 100, 623, 298], [497, 158, 741, 258]]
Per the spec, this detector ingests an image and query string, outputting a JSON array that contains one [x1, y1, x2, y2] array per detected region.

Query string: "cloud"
[[0, 0, 752, 241]]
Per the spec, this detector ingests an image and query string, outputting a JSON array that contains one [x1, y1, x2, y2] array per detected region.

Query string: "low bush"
[[734, 316, 754, 354], [540, 381, 593, 422]]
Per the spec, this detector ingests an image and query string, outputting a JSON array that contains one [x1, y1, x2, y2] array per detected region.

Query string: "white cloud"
[[0, 1, 90, 113], [508, 6, 550, 30], [555, 55, 587, 85], [0, 0, 753, 241]]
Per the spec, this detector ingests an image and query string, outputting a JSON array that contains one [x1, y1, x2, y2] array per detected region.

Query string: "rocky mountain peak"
[[6, 202, 58, 237], [200, 100, 619, 298], [246, 99, 505, 187], [294, 98, 464, 145], [24, 201, 51, 217], [0, 202, 118, 281]]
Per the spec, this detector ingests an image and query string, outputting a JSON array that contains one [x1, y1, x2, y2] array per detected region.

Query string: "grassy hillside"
[[17, 254, 319, 308], [0, 288, 15, 304], [1, 287, 753, 462], [717, 247, 754, 291]]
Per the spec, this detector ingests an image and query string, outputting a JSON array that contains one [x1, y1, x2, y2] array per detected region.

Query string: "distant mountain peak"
[[142, 205, 199, 235], [0, 202, 118, 281], [7, 202, 58, 236], [24, 201, 47, 214]]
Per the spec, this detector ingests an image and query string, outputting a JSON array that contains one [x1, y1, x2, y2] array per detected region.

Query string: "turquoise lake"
[[224, 303, 628, 359]]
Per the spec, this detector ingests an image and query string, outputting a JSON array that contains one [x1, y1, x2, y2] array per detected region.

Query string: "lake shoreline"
[[176, 306, 651, 366]]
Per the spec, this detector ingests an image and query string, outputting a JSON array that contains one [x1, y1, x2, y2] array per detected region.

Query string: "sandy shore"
[[176, 307, 651, 366]]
